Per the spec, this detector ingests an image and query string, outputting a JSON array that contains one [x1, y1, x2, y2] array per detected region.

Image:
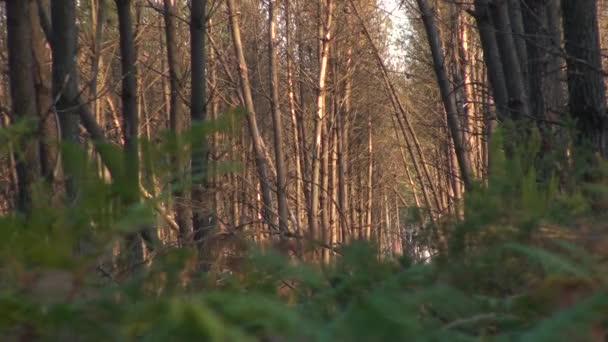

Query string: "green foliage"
[[1, 120, 607, 341]]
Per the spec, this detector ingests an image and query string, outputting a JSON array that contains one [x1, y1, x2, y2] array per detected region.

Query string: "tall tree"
[[490, 0, 530, 122], [473, 0, 510, 123], [522, 0, 548, 124], [338, 37, 353, 242], [51, 0, 79, 200], [285, 0, 304, 231], [544, 0, 565, 117], [226, 0, 275, 227], [268, 0, 289, 234], [508, 0, 528, 91], [116, 0, 152, 258], [562, 0, 608, 157], [163, 0, 193, 243], [31, 0, 57, 186], [416, 0, 472, 191], [310, 0, 334, 242], [7, 0, 41, 212], [116, 0, 139, 205], [190, 0, 212, 240]]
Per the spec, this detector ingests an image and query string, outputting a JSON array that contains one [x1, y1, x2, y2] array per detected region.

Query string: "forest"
[[1, 0, 608, 340]]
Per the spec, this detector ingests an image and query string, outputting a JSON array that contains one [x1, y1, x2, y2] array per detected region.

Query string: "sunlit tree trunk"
[[365, 115, 373, 239], [226, 0, 275, 228], [458, 11, 481, 178], [88, 0, 110, 182], [310, 0, 334, 246], [331, 110, 339, 248], [321, 122, 330, 261], [339, 44, 352, 242], [416, 0, 472, 191], [285, 0, 303, 232]]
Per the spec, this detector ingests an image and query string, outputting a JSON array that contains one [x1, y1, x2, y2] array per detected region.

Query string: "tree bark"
[[7, 0, 40, 212], [268, 0, 289, 234], [190, 0, 213, 242], [116, 0, 154, 261], [339, 42, 352, 242], [508, 0, 528, 91], [163, 0, 193, 243], [310, 0, 334, 243], [366, 115, 373, 239], [330, 105, 339, 248], [474, 0, 510, 123], [51, 0, 80, 199], [226, 0, 275, 229], [562, 0, 608, 157], [522, 0, 547, 123], [116, 0, 139, 204], [490, 0, 530, 121], [285, 0, 304, 232], [31, 0, 57, 186], [545, 0, 565, 119], [416, 0, 473, 191]]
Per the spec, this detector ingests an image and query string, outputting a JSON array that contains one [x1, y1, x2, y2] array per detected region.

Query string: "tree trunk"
[[562, 0, 608, 157], [51, 0, 80, 199], [116, 0, 139, 204], [321, 122, 330, 261], [268, 0, 289, 234], [285, 0, 303, 232], [508, 0, 528, 91], [339, 42, 352, 243], [296, 5, 310, 234], [457, 10, 480, 178], [163, 0, 193, 243], [310, 0, 334, 244], [366, 115, 373, 239], [416, 0, 473, 191], [30, 0, 115, 182], [226, 0, 275, 227], [116, 0, 153, 262], [545, 0, 565, 119], [490, 0, 530, 121], [330, 109, 339, 248], [190, 0, 213, 243], [7, 0, 40, 212], [474, 0, 510, 123], [522, 0, 547, 123], [89, 0, 108, 182], [31, 0, 57, 187]]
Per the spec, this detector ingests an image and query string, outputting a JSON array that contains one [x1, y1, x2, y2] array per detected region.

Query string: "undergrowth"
[[1, 122, 607, 341]]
